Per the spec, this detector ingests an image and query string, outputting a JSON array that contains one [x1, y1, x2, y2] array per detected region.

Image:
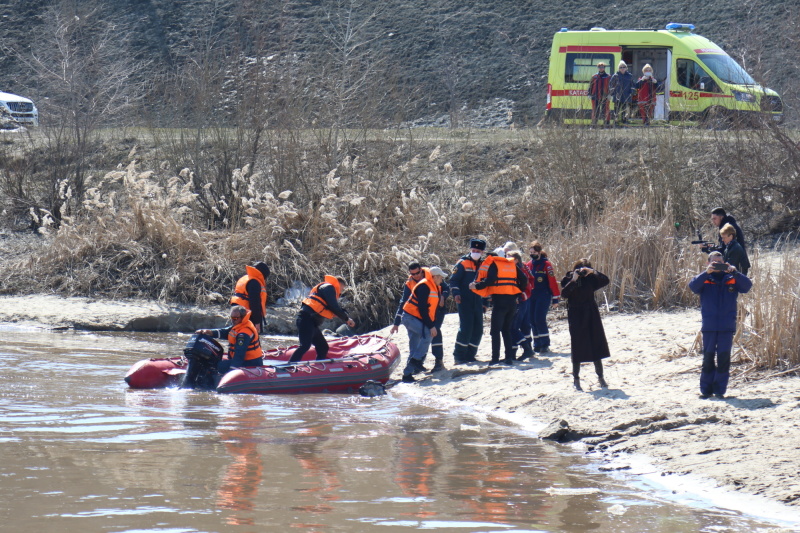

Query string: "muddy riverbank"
[[3, 294, 799, 516]]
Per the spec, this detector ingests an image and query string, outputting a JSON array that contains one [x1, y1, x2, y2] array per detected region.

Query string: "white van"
[[0, 90, 39, 127]]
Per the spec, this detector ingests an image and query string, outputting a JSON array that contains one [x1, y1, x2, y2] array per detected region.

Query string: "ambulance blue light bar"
[[666, 23, 695, 32]]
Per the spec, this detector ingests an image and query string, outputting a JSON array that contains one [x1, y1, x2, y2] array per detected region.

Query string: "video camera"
[[691, 230, 720, 253]]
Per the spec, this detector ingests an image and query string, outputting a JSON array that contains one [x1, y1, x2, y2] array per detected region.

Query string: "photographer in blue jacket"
[[688, 251, 752, 399]]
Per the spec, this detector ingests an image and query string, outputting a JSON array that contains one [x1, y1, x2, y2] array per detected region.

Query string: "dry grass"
[[736, 245, 800, 370], [1, 126, 799, 371]]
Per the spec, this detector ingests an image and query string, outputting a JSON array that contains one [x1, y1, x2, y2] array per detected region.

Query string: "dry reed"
[[2, 127, 799, 372]]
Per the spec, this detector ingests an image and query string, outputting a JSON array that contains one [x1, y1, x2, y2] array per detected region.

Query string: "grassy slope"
[[0, 0, 795, 123]]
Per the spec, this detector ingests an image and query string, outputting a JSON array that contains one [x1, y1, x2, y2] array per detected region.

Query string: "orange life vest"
[[227, 310, 262, 361], [302, 275, 342, 319], [472, 256, 521, 297], [229, 265, 268, 316], [403, 269, 441, 323]]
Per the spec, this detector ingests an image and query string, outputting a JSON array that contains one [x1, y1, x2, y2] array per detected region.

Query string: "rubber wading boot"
[[411, 359, 428, 375], [573, 378, 583, 391], [518, 343, 534, 361], [598, 376, 608, 388], [431, 357, 445, 372]]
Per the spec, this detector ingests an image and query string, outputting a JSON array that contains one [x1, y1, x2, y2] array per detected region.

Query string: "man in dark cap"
[[230, 261, 270, 333], [450, 238, 488, 364]]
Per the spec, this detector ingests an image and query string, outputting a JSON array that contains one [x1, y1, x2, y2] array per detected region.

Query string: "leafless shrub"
[[736, 244, 800, 371], [2, 122, 799, 341]]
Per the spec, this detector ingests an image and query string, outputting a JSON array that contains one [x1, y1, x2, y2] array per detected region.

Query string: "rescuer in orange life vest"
[[196, 305, 263, 374], [289, 275, 356, 363], [229, 261, 270, 333], [399, 266, 447, 383], [470, 248, 528, 365]]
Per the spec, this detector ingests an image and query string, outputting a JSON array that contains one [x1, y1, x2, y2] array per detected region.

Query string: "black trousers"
[[490, 295, 518, 360], [290, 312, 328, 362], [573, 359, 604, 378]]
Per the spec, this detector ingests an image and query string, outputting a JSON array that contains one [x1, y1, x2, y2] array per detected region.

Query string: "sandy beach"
[[3, 294, 799, 517], [382, 308, 800, 512]]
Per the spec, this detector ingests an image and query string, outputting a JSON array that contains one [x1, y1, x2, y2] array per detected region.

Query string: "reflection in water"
[[0, 328, 795, 532], [394, 426, 440, 519], [288, 422, 342, 518], [216, 401, 264, 526]]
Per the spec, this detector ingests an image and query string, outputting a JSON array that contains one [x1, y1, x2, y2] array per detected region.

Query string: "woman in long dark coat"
[[560, 258, 610, 391]]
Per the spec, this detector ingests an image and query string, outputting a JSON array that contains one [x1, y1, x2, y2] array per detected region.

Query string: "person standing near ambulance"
[[609, 61, 634, 125], [634, 64, 661, 125], [451, 238, 488, 364], [588, 62, 611, 127]]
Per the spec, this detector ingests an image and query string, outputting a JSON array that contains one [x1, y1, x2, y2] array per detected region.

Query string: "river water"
[[0, 327, 794, 532]]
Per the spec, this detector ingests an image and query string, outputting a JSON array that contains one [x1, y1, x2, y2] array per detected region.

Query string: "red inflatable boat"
[[124, 334, 401, 394]]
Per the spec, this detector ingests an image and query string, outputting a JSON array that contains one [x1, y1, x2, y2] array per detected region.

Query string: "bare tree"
[[317, 0, 384, 162], [433, 6, 475, 129], [0, 0, 147, 227]]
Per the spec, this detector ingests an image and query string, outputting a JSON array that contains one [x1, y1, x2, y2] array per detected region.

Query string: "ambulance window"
[[676, 59, 718, 92], [565, 53, 614, 83]]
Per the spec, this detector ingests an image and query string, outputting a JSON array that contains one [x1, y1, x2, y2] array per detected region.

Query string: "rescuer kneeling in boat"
[[196, 305, 263, 374], [290, 275, 356, 363]]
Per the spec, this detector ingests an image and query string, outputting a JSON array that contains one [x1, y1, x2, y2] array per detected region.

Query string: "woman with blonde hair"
[[720, 223, 749, 275], [633, 64, 660, 125]]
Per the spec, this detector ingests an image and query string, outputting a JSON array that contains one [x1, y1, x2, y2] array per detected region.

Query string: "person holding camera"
[[560, 259, 610, 391], [688, 251, 752, 399]]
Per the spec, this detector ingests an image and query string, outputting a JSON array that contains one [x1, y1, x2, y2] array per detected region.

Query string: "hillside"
[[0, 0, 795, 125]]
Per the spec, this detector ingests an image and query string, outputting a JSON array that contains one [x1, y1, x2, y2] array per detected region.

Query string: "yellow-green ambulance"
[[545, 23, 784, 126]]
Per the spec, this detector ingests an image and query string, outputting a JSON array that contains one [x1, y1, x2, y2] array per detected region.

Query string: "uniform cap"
[[469, 238, 487, 251]]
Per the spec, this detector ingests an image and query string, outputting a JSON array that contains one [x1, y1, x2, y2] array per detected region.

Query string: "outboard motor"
[[181, 333, 224, 390]]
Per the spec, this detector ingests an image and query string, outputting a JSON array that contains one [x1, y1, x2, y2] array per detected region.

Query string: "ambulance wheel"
[[702, 107, 731, 130]]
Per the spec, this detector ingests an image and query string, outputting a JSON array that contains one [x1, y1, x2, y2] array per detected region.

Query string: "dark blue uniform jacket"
[[688, 271, 752, 331]]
